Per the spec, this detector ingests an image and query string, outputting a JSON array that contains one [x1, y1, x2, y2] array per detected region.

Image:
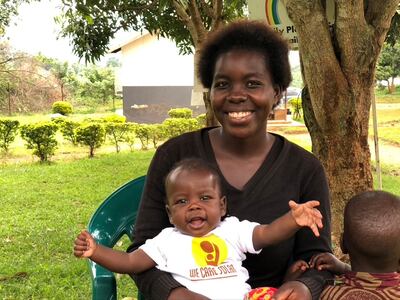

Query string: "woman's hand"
[[271, 281, 311, 300], [167, 287, 211, 300]]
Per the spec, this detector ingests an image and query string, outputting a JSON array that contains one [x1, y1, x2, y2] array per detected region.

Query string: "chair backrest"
[[88, 175, 146, 300], [88, 175, 146, 246]]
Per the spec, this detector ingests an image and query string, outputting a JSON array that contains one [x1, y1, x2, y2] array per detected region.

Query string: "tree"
[[79, 65, 116, 106], [36, 55, 70, 101], [0, 43, 60, 114], [57, 0, 246, 125], [0, 0, 29, 36], [376, 42, 400, 93], [284, 0, 399, 244]]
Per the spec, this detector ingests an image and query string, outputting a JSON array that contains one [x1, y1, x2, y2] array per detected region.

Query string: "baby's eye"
[[175, 198, 188, 205], [200, 195, 211, 201]]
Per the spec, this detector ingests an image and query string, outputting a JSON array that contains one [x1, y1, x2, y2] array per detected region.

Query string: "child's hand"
[[284, 260, 309, 282], [289, 200, 323, 237], [74, 230, 97, 258], [309, 252, 350, 275]]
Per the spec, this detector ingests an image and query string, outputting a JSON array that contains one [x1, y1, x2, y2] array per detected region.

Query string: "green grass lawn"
[[0, 151, 153, 299], [375, 85, 400, 103]]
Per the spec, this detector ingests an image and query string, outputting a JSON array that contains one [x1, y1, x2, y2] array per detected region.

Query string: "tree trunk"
[[193, 46, 218, 127], [285, 0, 399, 249], [388, 77, 396, 93], [7, 83, 12, 116], [61, 83, 65, 101]]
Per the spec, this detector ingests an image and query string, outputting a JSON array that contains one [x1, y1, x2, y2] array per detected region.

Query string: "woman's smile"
[[211, 49, 280, 139]]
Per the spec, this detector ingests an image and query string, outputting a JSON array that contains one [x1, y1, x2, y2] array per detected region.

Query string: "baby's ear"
[[165, 205, 173, 223], [220, 196, 227, 216]]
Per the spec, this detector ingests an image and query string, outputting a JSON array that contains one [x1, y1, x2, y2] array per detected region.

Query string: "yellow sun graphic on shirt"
[[192, 234, 228, 267]]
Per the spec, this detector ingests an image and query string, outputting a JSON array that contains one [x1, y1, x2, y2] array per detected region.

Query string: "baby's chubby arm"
[[309, 252, 351, 275], [253, 200, 323, 250], [74, 230, 156, 274]]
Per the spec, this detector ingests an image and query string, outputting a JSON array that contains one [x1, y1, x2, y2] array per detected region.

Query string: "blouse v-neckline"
[[198, 127, 286, 194]]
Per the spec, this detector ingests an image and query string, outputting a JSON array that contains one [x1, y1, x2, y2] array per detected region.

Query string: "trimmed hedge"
[[52, 101, 73, 115], [20, 122, 58, 162], [0, 119, 20, 152]]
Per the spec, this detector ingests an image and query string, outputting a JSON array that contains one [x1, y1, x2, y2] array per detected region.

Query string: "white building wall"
[[119, 34, 194, 87]]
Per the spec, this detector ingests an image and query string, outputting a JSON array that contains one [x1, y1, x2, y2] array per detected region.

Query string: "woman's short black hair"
[[198, 19, 292, 90]]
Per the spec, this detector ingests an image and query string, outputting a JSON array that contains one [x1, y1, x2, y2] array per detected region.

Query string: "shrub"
[[148, 124, 167, 149], [289, 97, 302, 120], [76, 123, 105, 158], [196, 113, 207, 128], [163, 118, 200, 139], [58, 119, 80, 145], [20, 122, 58, 162], [135, 124, 152, 150], [123, 122, 139, 151], [168, 108, 193, 119], [0, 119, 20, 153], [105, 122, 130, 153], [52, 101, 73, 115], [103, 114, 126, 123]]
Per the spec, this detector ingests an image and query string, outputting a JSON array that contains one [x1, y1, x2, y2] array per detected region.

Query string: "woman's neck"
[[214, 128, 273, 157]]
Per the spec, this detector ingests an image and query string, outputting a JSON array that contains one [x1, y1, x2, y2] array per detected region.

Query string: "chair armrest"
[[89, 260, 117, 300]]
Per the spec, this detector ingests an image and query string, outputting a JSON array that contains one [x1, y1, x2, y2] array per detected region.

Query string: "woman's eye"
[[213, 80, 228, 89], [247, 81, 261, 88]]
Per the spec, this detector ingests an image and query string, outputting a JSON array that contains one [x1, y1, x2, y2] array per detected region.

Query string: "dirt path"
[[370, 139, 400, 166], [284, 132, 400, 166]]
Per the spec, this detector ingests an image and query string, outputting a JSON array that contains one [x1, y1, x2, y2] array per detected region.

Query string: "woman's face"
[[210, 49, 281, 139]]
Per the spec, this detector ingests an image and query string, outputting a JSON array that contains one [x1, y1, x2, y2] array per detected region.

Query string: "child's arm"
[[283, 260, 309, 282], [74, 230, 156, 274], [309, 252, 351, 275], [252, 200, 323, 250]]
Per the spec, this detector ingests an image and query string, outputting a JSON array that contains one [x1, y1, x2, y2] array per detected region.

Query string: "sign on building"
[[248, 0, 335, 50]]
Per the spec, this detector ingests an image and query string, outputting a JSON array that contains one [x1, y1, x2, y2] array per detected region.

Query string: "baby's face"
[[165, 169, 226, 237]]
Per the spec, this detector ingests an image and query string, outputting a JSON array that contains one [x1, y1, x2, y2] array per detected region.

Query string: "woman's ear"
[[273, 85, 282, 108], [340, 233, 348, 254]]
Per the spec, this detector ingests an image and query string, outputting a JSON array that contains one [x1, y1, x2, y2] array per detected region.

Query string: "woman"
[[128, 20, 332, 300]]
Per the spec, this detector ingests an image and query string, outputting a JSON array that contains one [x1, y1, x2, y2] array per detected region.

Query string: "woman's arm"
[[289, 163, 333, 300]]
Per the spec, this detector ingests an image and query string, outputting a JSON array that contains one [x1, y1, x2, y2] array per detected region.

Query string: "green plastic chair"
[[88, 175, 146, 300]]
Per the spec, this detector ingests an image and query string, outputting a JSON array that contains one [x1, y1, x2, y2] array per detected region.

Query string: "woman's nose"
[[227, 85, 247, 102]]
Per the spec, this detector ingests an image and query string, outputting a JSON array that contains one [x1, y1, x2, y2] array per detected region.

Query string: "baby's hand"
[[309, 252, 349, 275], [289, 200, 323, 237], [284, 260, 309, 282], [73, 230, 97, 258]]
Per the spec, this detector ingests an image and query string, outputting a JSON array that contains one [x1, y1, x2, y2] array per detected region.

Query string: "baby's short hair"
[[164, 158, 223, 199], [343, 191, 400, 265], [197, 19, 292, 90]]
